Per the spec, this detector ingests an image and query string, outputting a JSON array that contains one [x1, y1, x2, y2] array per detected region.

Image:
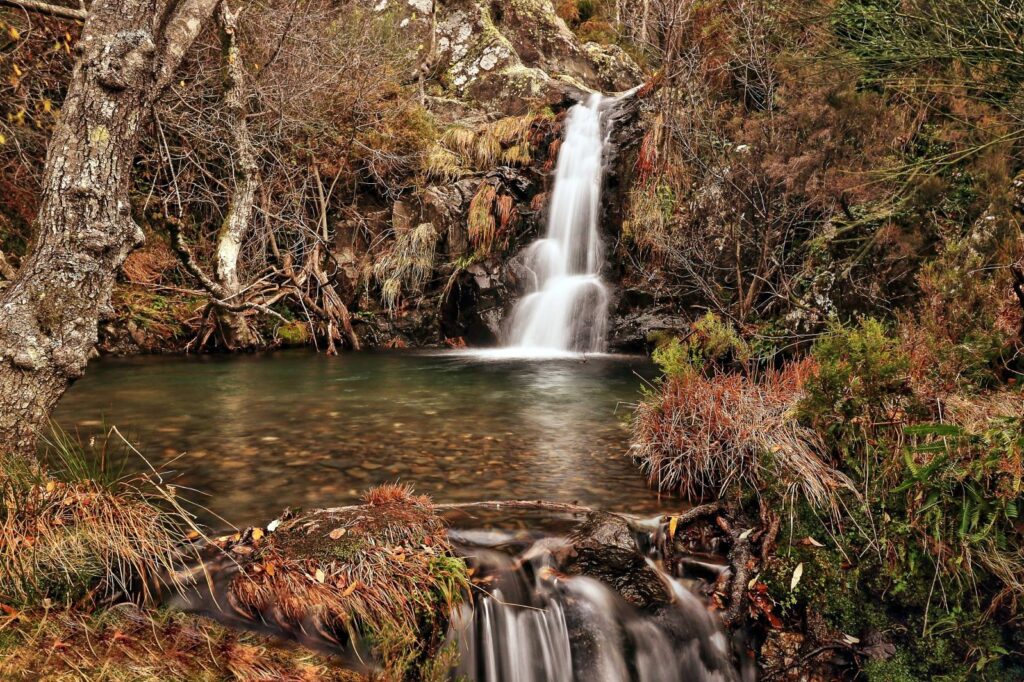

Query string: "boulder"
[[373, 0, 644, 115], [563, 511, 673, 609]]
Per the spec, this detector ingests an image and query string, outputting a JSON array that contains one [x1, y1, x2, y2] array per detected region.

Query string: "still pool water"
[[53, 350, 676, 525]]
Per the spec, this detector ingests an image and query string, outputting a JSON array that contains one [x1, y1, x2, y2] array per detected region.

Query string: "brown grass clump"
[[221, 484, 467, 679], [371, 223, 438, 313], [631, 360, 851, 511], [119, 237, 178, 285], [0, 433, 197, 608], [0, 605, 360, 681], [468, 183, 499, 253]]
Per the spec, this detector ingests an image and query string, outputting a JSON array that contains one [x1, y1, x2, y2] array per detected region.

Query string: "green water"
[[54, 350, 674, 525]]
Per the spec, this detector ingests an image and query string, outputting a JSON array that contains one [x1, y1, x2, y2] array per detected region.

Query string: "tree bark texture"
[[0, 0, 218, 458]]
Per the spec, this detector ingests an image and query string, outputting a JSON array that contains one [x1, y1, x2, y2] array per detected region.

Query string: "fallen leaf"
[[790, 562, 804, 590], [739, 527, 754, 540], [668, 516, 678, 539], [251, 528, 264, 542], [798, 536, 825, 547], [315, 568, 326, 583], [329, 527, 347, 540], [45, 481, 56, 493], [843, 633, 860, 645], [267, 519, 282, 532], [342, 580, 361, 596], [265, 563, 276, 577]]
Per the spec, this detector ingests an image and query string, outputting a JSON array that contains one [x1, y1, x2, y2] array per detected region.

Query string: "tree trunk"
[[212, 1, 261, 350], [0, 0, 217, 459]]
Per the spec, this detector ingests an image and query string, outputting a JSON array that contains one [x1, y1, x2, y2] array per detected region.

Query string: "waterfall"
[[505, 93, 612, 355]]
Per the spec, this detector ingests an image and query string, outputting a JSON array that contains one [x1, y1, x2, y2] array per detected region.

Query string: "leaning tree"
[[0, 0, 219, 458]]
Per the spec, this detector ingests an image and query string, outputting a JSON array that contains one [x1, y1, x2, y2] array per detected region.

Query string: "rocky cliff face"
[[338, 0, 649, 349], [379, 0, 641, 113]]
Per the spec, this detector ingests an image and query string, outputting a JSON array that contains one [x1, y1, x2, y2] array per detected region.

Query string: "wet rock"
[[564, 511, 672, 609], [422, 178, 480, 260], [391, 199, 416, 233]]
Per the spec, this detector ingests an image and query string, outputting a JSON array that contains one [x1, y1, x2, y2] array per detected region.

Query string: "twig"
[[761, 643, 854, 680]]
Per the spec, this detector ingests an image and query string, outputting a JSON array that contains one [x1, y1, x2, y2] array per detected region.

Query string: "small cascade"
[[505, 93, 612, 354], [448, 526, 741, 682]]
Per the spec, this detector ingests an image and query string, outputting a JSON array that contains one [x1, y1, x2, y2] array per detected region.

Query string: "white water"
[[448, 530, 740, 682], [503, 93, 611, 355]]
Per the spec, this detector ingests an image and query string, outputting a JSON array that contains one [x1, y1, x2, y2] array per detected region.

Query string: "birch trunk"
[[0, 0, 218, 459], [212, 1, 260, 350]]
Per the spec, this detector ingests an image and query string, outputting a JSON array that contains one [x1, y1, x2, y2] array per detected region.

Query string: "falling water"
[[505, 93, 612, 354], [448, 525, 741, 682]]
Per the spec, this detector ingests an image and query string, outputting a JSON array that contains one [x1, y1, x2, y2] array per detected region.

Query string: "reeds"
[[631, 359, 851, 512]]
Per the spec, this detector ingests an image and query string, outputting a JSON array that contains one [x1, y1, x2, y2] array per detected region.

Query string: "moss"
[[276, 320, 310, 346], [863, 654, 920, 682]]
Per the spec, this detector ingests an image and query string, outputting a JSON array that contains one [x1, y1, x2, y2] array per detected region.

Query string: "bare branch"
[[0, 0, 86, 21]]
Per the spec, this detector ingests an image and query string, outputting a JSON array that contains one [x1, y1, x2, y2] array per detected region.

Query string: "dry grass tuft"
[[222, 484, 467, 678], [422, 144, 470, 182], [632, 359, 851, 511], [0, 605, 359, 681], [372, 223, 438, 313], [439, 124, 477, 159], [0, 431, 198, 608], [468, 184, 499, 253], [434, 112, 553, 172], [120, 238, 178, 285]]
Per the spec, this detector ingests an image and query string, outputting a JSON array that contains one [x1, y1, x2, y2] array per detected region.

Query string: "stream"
[[54, 350, 667, 525]]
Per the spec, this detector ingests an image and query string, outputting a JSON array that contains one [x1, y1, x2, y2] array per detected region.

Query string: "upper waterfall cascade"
[[504, 93, 613, 355]]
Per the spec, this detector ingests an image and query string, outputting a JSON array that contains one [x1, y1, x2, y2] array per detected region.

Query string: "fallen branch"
[[667, 501, 726, 526], [317, 499, 598, 517], [723, 520, 754, 627], [0, 0, 87, 21]]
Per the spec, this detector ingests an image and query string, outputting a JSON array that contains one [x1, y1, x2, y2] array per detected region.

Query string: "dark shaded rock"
[[608, 307, 690, 352], [564, 511, 672, 609]]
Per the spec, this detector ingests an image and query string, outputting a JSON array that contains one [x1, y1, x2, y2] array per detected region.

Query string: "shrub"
[[651, 312, 751, 378], [632, 359, 849, 510], [798, 318, 919, 442]]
